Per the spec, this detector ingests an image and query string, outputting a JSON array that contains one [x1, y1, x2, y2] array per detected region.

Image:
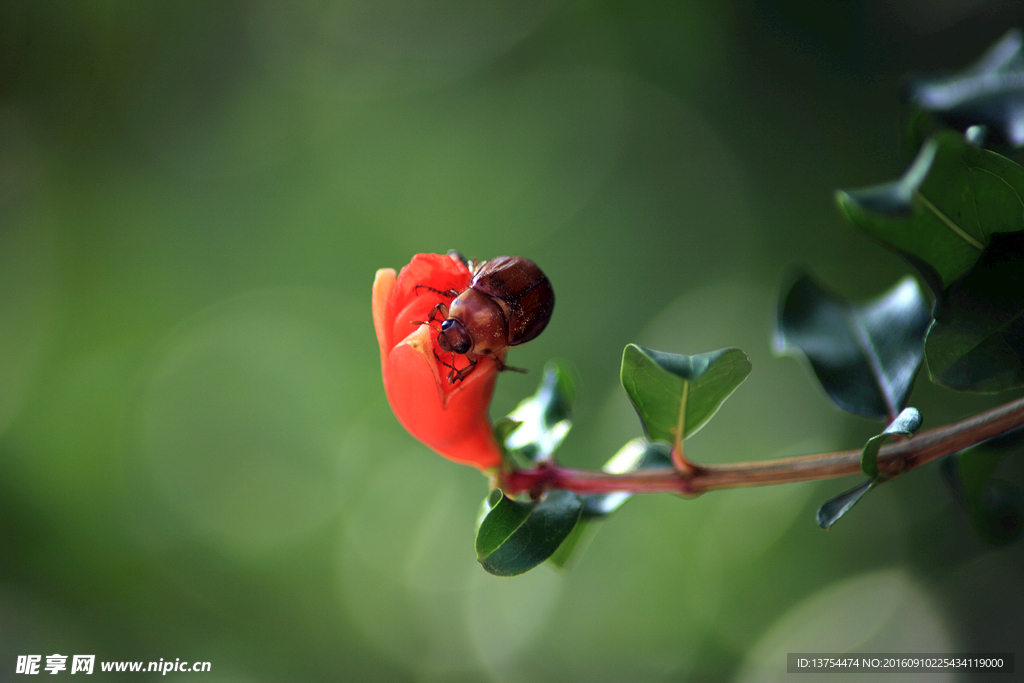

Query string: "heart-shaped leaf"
[[775, 271, 930, 420], [817, 479, 877, 529], [476, 489, 583, 577], [835, 131, 1024, 295], [502, 360, 574, 465], [620, 345, 751, 451], [861, 407, 922, 478], [926, 231, 1024, 392], [903, 29, 1024, 148]]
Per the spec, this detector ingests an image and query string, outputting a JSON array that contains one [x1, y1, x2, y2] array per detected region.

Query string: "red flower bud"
[[372, 253, 504, 470]]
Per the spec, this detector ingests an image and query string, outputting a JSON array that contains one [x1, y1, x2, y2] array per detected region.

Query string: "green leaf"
[[475, 489, 532, 559], [861, 407, 922, 478], [903, 29, 1024, 148], [925, 232, 1024, 392], [503, 360, 574, 464], [818, 406, 922, 527], [620, 345, 751, 449], [775, 271, 930, 420], [817, 479, 877, 529], [835, 131, 1024, 294], [818, 408, 923, 529], [476, 489, 583, 577]]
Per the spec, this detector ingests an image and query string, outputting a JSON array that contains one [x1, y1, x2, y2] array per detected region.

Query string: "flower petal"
[[389, 254, 471, 348], [372, 268, 397, 366], [383, 324, 503, 470]]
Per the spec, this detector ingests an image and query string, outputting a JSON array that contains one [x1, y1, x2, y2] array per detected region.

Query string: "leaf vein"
[[849, 311, 898, 420], [971, 165, 1024, 230], [915, 190, 985, 250]]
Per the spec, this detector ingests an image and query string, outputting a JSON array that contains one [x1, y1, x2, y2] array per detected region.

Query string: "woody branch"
[[499, 396, 1024, 498]]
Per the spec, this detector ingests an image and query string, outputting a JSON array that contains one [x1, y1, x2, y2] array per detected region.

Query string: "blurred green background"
[[2, 1, 1023, 681]]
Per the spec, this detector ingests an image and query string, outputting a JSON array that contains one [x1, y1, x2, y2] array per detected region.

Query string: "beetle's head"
[[437, 319, 472, 354]]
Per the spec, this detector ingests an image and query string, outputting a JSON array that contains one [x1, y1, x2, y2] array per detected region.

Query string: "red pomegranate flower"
[[372, 253, 504, 470]]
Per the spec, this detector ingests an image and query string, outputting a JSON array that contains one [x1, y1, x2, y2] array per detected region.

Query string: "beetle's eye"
[[440, 320, 472, 354]]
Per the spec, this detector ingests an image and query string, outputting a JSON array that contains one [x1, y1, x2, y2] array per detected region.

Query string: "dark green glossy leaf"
[[476, 489, 583, 577], [861, 407, 922, 478], [835, 131, 1024, 294], [581, 439, 673, 518], [775, 271, 930, 420], [475, 489, 533, 560], [502, 360, 574, 464], [817, 479, 877, 529], [926, 231, 1024, 392], [620, 345, 750, 449], [903, 29, 1024, 148]]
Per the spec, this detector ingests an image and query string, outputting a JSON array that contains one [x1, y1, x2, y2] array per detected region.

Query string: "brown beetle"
[[416, 254, 554, 383]]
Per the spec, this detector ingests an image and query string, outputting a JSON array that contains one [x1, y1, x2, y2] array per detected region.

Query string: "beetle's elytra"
[[416, 254, 554, 383]]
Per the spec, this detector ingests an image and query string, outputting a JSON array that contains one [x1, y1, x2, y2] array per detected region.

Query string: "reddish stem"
[[499, 396, 1024, 497]]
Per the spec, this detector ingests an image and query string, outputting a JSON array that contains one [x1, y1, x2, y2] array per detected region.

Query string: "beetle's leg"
[[411, 302, 449, 328], [433, 350, 473, 383], [427, 302, 449, 323], [449, 353, 478, 383], [492, 356, 527, 374], [414, 284, 460, 299], [433, 350, 460, 380]]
